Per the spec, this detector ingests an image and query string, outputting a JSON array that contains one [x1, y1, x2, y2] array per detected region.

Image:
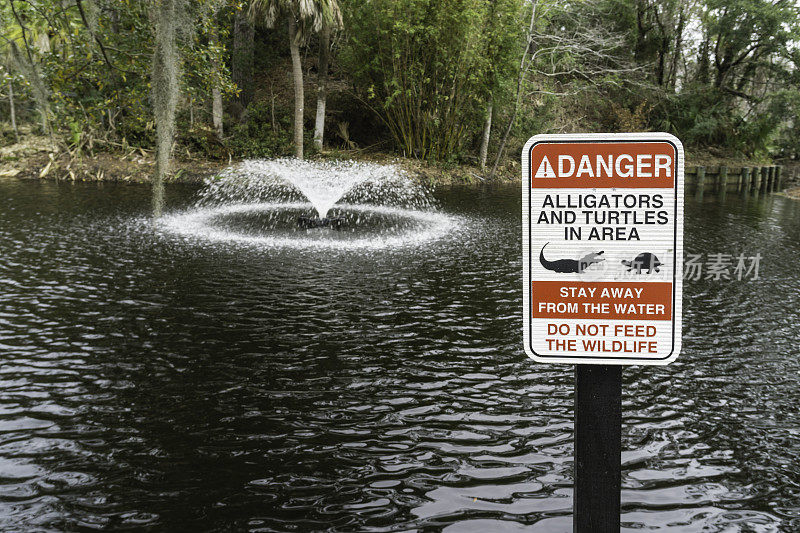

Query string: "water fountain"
[[161, 158, 460, 250]]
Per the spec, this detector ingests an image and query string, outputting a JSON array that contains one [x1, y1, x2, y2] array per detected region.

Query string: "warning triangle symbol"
[[534, 156, 556, 178]]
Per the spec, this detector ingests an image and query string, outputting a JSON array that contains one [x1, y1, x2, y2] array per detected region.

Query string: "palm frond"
[[249, 0, 281, 28], [319, 0, 343, 30], [249, 0, 342, 31]]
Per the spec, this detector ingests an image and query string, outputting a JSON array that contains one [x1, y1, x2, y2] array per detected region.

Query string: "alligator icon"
[[622, 253, 662, 274], [539, 243, 605, 274]]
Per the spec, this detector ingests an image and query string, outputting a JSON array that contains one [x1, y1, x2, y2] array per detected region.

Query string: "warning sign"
[[522, 133, 684, 365]]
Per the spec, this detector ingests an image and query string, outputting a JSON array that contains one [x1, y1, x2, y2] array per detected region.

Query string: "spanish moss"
[[150, 0, 185, 216]]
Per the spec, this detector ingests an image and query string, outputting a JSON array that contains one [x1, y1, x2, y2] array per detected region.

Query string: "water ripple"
[[0, 180, 797, 531]]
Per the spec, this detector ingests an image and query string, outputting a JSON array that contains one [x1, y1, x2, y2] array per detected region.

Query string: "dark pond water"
[[0, 178, 799, 531]]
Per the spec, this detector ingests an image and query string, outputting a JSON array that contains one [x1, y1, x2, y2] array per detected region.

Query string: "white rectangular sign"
[[522, 133, 684, 365]]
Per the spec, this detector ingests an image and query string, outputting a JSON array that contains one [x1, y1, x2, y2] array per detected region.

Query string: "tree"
[[488, 0, 537, 178], [0, 0, 797, 173], [344, 0, 491, 161], [476, 0, 523, 170], [232, 2, 255, 109], [624, 0, 687, 89], [2, 0, 55, 141], [655, 0, 800, 154], [0, 64, 19, 142], [313, 4, 343, 152], [704, 0, 797, 92], [489, 0, 638, 177], [198, 1, 229, 139], [250, 0, 341, 159]]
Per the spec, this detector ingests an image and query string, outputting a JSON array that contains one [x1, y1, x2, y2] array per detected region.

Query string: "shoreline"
[[780, 187, 800, 200], [0, 137, 520, 187], [1, 135, 788, 188]]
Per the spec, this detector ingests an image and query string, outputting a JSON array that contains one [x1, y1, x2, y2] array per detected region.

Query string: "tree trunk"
[[270, 82, 277, 132], [667, 10, 685, 91], [212, 87, 223, 138], [110, 8, 120, 34], [8, 80, 18, 143], [634, 0, 648, 63], [313, 25, 331, 152], [490, 1, 537, 179], [289, 17, 304, 159], [697, 33, 710, 85], [210, 27, 223, 139], [479, 99, 493, 170], [232, 7, 254, 108], [656, 43, 666, 86]]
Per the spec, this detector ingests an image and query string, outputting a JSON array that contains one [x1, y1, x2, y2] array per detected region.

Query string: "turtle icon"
[[622, 253, 662, 274]]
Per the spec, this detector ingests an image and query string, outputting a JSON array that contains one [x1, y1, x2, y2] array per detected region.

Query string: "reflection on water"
[[160, 202, 462, 251], [0, 179, 798, 531]]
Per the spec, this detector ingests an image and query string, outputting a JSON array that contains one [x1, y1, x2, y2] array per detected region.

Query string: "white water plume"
[[160, 158, 461, 251], [162, 202, 459, 251], [199, 158, 434, 218]]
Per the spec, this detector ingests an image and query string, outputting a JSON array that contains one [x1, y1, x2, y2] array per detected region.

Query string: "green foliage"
[[476, 0, 523, 102], [0, 0, 799, 166], [225, 99, 292, 157], [0, 0, 234, 151], [764, 87, 800, 159], [342, 0, 524, 161]]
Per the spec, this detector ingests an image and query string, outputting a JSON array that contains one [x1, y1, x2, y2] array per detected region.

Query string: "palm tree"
[[250, 0, 341, 159]]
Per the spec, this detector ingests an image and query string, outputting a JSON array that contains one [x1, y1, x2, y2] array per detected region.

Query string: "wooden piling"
[[686, 164, 785, 196], [695, 166, 706, 200], [741, 167, 750, 193]]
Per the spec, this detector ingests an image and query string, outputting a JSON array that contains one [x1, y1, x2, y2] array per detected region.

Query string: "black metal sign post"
[[574, 364, 621, 533]]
